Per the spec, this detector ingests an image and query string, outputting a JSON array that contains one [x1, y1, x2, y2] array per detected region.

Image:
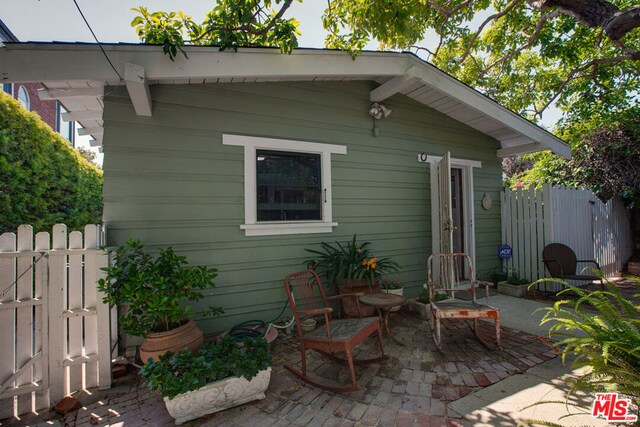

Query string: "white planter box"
[[164, 367, 271, 425], [497, 281, 528, 298]]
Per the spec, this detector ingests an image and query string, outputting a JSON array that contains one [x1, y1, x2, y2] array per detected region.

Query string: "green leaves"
[[305, 234, 400, 288], [131, 1, 301, 60], [140, 335, 271, 399], [0, 92, 103, 233], [97, 239, 223, 337], [538, 277, 640, 407]]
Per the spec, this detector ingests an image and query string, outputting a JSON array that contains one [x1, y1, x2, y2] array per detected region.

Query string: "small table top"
[[359, 292, 405, 310]]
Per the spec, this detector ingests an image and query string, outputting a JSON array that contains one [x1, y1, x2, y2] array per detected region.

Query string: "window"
[[56, 103, 75, 146], [257, 150, 322, 221], [2, 83, 12, 94], [17, 86, 30, 110], [223, 134, 347, 236]]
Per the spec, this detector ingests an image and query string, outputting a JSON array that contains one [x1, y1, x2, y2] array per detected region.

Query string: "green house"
[[0, 44, 571, 333]]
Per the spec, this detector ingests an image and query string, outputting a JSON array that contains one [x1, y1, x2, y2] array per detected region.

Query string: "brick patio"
[[51, 309, 557, 427]]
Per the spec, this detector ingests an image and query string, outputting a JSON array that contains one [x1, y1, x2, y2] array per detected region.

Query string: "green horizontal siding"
[[102, 81, 502, 333]]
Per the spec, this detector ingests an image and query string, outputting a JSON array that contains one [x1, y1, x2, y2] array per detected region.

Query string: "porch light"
[[368, 103, 392, 120]]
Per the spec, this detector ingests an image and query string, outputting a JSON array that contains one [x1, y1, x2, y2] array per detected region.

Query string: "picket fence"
[[0, 224, 112, 418], [501, 184, 632, 291]]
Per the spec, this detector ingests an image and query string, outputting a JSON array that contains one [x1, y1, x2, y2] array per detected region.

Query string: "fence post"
[[34, 231, 50, 411], [48, 224, 67, 405], [0, 232, 17, 419]]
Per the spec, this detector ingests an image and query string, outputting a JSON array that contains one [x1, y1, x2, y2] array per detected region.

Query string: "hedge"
[[0, 92, 103, 233]]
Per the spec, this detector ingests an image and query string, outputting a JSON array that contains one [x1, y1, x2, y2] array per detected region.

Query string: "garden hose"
[[227, 297, 294, 342]]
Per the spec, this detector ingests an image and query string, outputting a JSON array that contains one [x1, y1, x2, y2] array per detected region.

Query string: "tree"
[[134, 1, 639, 125], [0, 92, 103, 233], [131, 1, 300, 60], [323, 0, 640, 123], [77, 147, 101, 169], [511, 108, 640, 258]]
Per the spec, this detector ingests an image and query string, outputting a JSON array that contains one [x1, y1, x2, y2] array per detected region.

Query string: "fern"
[[538, 276, 640, 419]]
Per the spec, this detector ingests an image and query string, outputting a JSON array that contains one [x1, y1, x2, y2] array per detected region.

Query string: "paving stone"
[[346, 403, 368, 421], [405, 380, 420, 395], [418, 382, 432, 397], [360, 404, 384, 425], [391, 380, 407, 394], [430, 399, 447, 416]]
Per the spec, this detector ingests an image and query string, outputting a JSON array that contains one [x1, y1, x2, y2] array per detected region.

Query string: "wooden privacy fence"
[[0, 224, 111, 419], [501, 184, 632, 291]]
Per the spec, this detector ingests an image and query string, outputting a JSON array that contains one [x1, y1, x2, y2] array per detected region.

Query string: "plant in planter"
[[140, 335, 271, 425], [497, 269, 530, 297], [306, 235, 399, 316], [380, 278, 403, 312], [97, 238, 223, 362], [405, 283, 449, 319]]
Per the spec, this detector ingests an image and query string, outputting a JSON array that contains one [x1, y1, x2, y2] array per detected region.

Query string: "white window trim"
[[223, 134, 347, 236]]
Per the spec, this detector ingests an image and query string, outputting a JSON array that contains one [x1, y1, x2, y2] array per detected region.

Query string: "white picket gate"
[[0, 224, 112, 419], [501, 184, 632, 291]]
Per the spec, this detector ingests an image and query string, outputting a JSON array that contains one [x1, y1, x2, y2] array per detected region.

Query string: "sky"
[[2, 1, 559, 164]]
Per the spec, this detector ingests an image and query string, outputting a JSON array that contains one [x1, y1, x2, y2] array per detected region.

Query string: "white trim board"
[[222, 134, 347, 237]]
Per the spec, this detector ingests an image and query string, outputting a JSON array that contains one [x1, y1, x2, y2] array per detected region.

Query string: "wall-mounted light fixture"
[[368, 102, 392, 120]]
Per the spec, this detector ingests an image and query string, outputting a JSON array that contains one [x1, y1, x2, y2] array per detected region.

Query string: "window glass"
[[57, 104, 74, 144], [256, 149, 322, 221], [17, 86, 30, 110]]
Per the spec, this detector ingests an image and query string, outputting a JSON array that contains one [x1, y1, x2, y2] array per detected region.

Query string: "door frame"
[[425, 155, 482, 279]]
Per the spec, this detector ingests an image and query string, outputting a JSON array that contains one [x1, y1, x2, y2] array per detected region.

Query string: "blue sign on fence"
[[498, 244, 512, 260]]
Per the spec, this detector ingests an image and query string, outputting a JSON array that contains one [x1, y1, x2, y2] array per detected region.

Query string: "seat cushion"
[[305, 317, 378, 340], [563, 274, 600, 281]]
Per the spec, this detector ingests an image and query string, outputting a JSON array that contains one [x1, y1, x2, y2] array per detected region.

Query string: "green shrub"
[[539, 277, 640, 411], [140, 335, 271, 399], [0, 92, 103, 232]]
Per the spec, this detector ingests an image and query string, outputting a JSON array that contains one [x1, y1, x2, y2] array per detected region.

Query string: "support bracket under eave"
[[497, 141, 572, 159], [124, 63, 152, 116], [370, 67, 419, 103]]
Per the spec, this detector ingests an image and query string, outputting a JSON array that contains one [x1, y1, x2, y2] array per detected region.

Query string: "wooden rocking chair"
[[283, 270, 386, 392], [427, 253, 501, 350]]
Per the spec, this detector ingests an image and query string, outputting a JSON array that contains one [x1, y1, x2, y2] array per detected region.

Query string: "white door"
[[437, 152, 453, 253]]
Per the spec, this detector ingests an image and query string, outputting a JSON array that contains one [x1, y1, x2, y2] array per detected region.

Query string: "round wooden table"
[[358, 293, 406, 345]]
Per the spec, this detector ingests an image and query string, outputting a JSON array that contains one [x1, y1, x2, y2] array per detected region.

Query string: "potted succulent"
[[97, 239, 223, 362], [380, 278, 403, 312], [306, 235, 399, 317], [497, 268, 530, 297], [140, 335, 271, 425]]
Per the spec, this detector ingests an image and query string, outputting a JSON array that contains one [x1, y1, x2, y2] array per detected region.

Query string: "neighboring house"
[[0, 20, 75, 145], [0, 43, 571, 332]]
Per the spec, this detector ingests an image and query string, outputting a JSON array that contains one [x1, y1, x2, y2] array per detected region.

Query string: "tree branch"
[[537, 51, 640, 116], [460, 0, 524, 64], [527, 0, 640, 40], [486, 9, 562, 72]]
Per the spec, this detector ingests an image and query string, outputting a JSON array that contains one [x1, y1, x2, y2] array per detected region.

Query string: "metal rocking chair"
[[542, 243, 603, 290], [427, 253, 501, 350], [283, 270, 386, 392]]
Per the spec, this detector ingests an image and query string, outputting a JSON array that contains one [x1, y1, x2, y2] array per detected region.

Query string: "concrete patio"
[[3, 294, 614, 426]]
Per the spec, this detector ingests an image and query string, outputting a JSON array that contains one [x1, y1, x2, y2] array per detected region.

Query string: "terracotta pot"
[[140, 320, 203, 363], [337, 278, 379, 317]]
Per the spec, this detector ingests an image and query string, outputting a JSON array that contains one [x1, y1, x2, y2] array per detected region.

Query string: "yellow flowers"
[[361, 257, 378, 271]]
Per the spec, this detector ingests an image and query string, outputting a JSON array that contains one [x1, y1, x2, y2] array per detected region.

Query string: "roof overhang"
[[0, 43, 571, 159]]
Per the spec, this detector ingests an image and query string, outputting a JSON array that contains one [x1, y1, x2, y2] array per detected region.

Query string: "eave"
[[0, 43, 570, 159]]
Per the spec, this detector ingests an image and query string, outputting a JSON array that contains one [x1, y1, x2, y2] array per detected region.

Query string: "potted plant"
[[405, 283, 450, 319], [497, 268, 530, 297], [97, 239, 223, 362], [140, 335, 271, 425], [380, 278, 403, 312], [306, 235, 399, 316]]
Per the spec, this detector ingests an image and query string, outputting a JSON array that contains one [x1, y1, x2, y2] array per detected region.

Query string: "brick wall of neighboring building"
[[11, 82, 58, 130]]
